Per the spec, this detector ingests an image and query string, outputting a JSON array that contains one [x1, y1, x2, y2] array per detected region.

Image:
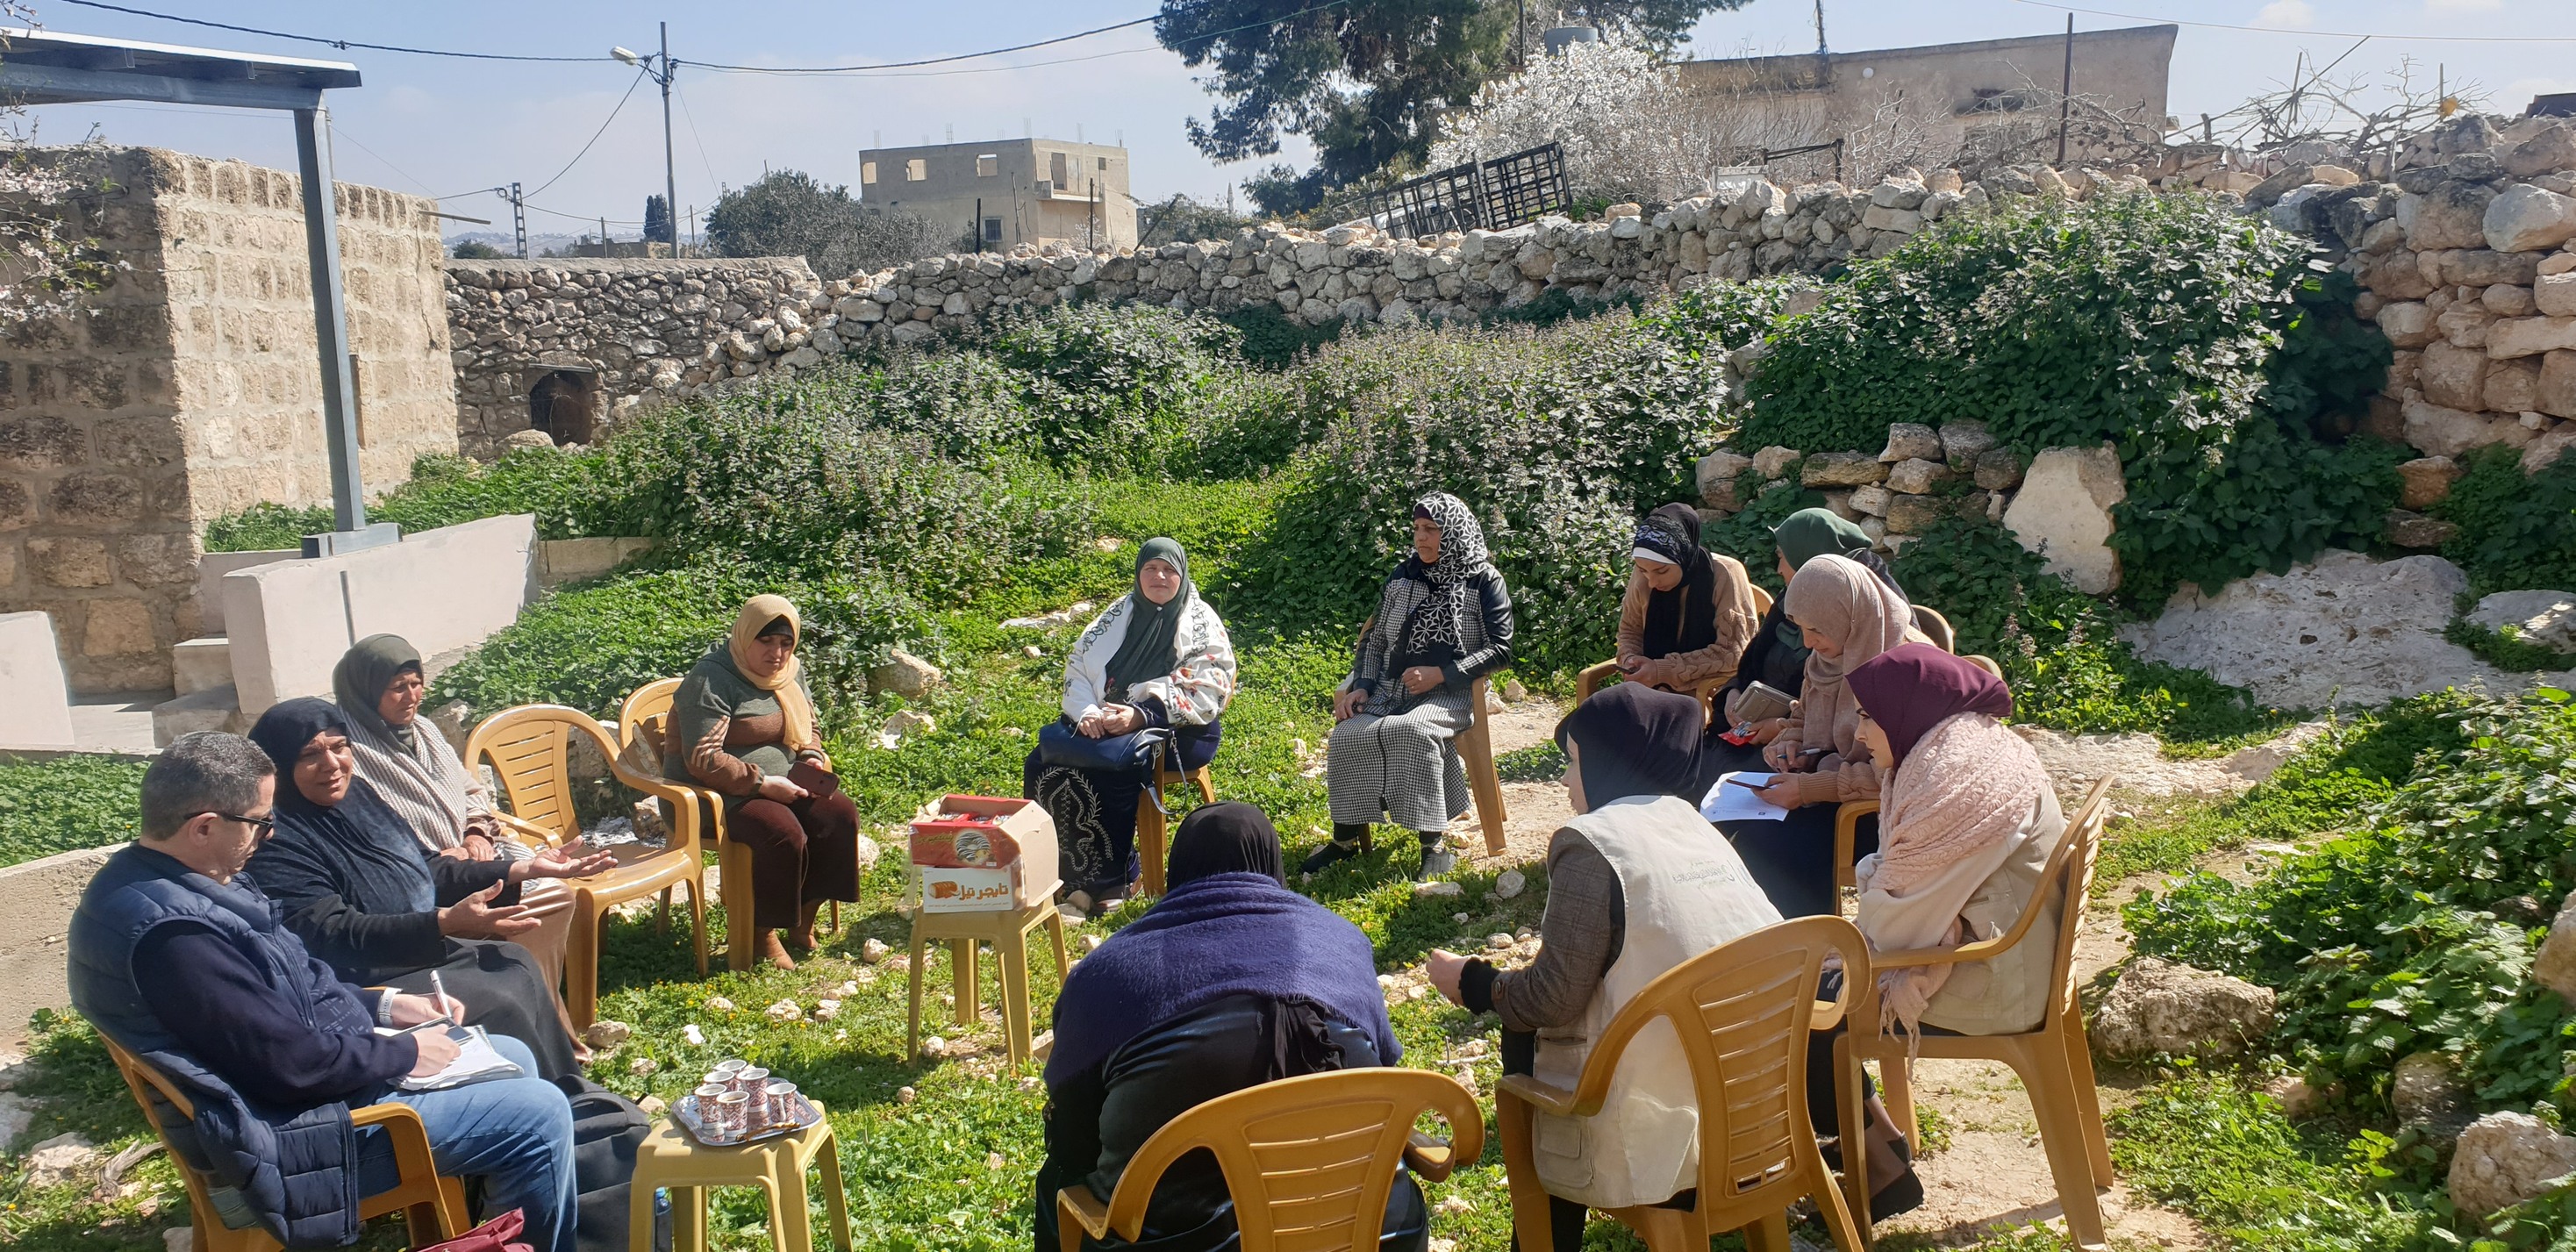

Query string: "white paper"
[[1700, 771, 1791, 823], [391, 1025, 524, 1091]]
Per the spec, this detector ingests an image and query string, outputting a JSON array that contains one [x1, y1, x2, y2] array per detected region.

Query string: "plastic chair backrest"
[[1964, 655, 2003, 679], [1555, 915, 1863, 1225], [1750, 583, 1774, 619], [104, 1036, 230, 1227], [1093, 1069, 1481, 1252], [1911, 605, 1956, 653], [2042, 780, 2114, 1023], [619, 677, 683, 763], [464, 705, 620, 844]]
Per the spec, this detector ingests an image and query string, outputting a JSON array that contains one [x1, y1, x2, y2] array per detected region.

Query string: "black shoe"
[[1869, 1167, 1927, 1223], [1818, 1122, 1913, 1174], [1299, 840, 1363, 875], [1415, 844, 1457, 881]]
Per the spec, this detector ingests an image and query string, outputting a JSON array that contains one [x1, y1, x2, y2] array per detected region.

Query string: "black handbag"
[[1036, 719, 1171, 774]]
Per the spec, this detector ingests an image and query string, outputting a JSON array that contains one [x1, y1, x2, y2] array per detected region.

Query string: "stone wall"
[[441, 257, 822, 459], [0, 147, 453, 691]]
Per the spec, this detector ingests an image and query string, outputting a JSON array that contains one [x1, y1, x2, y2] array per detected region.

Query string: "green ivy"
[[204, 448, 647, 553], [2435, 446, 2576, 597], [0, 755, 146, 868]]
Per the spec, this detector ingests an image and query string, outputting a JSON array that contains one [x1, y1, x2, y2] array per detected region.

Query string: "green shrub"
[[1220, 312, 1728, 676], [974, 303, 1250, 473], [2436, 446, 2576, 597], [2124, 690, 2576, 1117], [429, 563, 924, 725], [2445, 614, 2576, 673], [1734, 191, 2399, 605], [204, 448, 647, 552], [1889, 517, 2284, 743], [0, 755, 146, 868], [1218, 303, 1349, 369]]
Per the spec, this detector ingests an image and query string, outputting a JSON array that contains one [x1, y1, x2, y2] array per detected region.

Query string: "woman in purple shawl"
[[1034, 802, 1421, 1252]]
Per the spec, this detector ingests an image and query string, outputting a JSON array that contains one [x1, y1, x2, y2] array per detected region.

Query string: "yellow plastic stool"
[[630, 1105, 852, 1252], [906, 896, 1069, 1064]]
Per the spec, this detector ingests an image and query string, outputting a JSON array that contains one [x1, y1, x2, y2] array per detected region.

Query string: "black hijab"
[[1103, 537, 1191, 703], [1635, 503, 1719, 659], [1165, 801, 1286, 887], [247, 697, 437, 916], [1555, 683, 1707, 805]]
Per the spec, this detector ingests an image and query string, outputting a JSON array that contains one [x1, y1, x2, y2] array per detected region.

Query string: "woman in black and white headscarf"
[[1305, 492, 1516, 882]]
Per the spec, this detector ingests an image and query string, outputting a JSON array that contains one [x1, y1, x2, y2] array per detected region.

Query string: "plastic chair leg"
[[1738, 1211, 1792, 1252], [672, 1184, 707, 1252], [1883, 1054, 1921, 1151], [905, 934, 929, 1060], [1190, 767, 1215, 805], [998, 929, 1033, 1064], [1835, 1034, 1874, 1242], [950, 938, 979, 1027], [1136, 790, 1168, 898], [759, 1172, 799, 1252], [566, 902, 602, 1031], [1045, 911, 1068, 981], [627, 1171, 661, 1252], [689, 876, 709, 978], [2013, 1042, 2109, 1249], [1497, 1091, 1559, 1252], [2061, 1007, 2115, 1184], [657, 886, 671, 935], [818, 1133, 854, 1251]]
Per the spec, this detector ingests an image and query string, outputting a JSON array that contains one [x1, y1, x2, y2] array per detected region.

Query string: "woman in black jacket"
[[245, 698, 605, 1078]]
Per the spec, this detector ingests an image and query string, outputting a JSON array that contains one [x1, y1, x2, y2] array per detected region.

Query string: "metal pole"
[[975, 197, 984, 252], [1517, 0, 1527, 68], [509, 182, 526, 259], [2055, 13, 2073, 167], [659, 22, 679, 254], [293, 106, 369, 536]]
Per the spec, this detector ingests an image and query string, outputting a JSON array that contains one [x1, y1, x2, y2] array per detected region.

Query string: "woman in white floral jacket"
[[1025, 538, 1238, 913]]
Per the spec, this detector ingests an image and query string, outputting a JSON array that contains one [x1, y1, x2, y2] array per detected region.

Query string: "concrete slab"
[[0, 845, 114, 1048], [170, 636, 232, 697], [193, 549, 297, 637], [68, 690, 161, 755], [152, 685, 242, 748], [0, 613, 75, 751]]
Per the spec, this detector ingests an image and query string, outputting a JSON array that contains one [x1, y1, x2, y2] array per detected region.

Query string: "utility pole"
[[1518, 0, 1528, 68], [1813, 0, 1827, 54], [612, 24, 680, 256], [2055, 13, 2074, 167], [503, 182, 527, 258], [975, 197, 984, 252]]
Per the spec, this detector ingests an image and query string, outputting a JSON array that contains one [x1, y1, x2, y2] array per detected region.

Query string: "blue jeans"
[[358, 1034, 579, 1252]]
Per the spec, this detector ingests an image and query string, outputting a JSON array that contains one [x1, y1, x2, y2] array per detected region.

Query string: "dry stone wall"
[[0, 147, 452, 691]]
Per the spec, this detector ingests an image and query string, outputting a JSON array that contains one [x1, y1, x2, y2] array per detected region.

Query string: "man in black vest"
[[68, 732, 579, 1250]]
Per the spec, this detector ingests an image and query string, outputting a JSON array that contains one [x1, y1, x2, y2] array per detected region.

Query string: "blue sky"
[[14, 0, 2572, 239]]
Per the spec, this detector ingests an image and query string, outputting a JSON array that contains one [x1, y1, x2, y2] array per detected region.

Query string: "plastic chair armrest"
[[489, 810, 562, 848], [1403, 1131, 1461, 1182], [1497, 1072, 1586, 1118], [1575, 660, 1618, 702], [1810, 996, 1845, 1032], [347, 1103, 421, 1131], [1056, 1184, 1113, 1252], [1866, 928, 2034, 970]]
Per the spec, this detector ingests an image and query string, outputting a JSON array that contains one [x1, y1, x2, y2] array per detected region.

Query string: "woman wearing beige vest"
[[1427, 684, 1929, 1246]]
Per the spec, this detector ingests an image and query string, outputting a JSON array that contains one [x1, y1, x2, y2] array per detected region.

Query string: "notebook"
[[384, 1024, 525, 1091], [1700, 772, 1792, 823]]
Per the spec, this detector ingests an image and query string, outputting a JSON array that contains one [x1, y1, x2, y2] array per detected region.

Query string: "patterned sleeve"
[[1125, 598, 1238, 726], [1062, 603, 1123, 724]]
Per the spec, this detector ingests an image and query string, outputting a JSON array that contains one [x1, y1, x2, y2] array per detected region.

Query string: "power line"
[[687, 0, 1357, 75], [47, 0, 619, 61], [2005, 0, 2576, 43], [525, 68, 647, 198], [672, 80, 722, 198], [327, 120, 440, 198]]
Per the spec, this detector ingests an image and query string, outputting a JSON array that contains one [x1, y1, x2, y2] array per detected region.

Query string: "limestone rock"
[[2471, 590, 2576, 654], [1750, 446, 1801, 480], [2490, 316, 2576, 360], [2527, 424, 2576, 472], [2504, 122, 2576, 178], [23, 1132, 99, 1189], [1883, 457, 1951, 495], [2451, 1112, 2576, 1218], [583, 1019, 633, 1050], [2403, 181, 2498, 251], [2537, 272, 2576, 319], [1800, 451, 1887, 488], [868, 647, 943, 698], [2377, 300, 2438, 347], [1882, 493, 1951, 534], [0, 1091, 32, 1154], [1849, 484, 1893, 517], [1938, 421, 1996, 467], [426, 700, 473, 756], [2532, 889, 2576, 1005], [1493, 869, 1527, 899], [2091, 957, 2276, 1059], [2544, 351, 2576, 419], [1696, 450, 1752, 510], [1878, 423, 1943, 462], [2386, 509, 2460, 548], [2486, 184, 2576, 254], [879, 709, 936, 747], [2405, 396, 2535, 458], [503, 429, 556, 453], [1971, 447, 2024, 490], [2002, 445, 2125, 594], [2120, 550, 2532, 709], [2420, 340, 2490, 411], [2263, 1073, 2326, 1120], [2397, 456, 2463, 510]]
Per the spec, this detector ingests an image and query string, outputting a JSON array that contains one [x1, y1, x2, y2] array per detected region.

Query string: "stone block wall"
[[0, 147, 453, 691], [441, 257, 822, 459]]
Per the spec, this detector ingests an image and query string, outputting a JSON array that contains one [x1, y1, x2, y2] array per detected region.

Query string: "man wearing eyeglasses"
[[68, 732, 578, 1250]]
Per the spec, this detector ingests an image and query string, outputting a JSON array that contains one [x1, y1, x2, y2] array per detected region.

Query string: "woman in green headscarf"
[[1027, 539, 1240, 915], [1707, 509, 1909, 770]]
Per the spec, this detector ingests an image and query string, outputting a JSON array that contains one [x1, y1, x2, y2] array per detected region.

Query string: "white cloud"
[[2424, 0, 2503, 11], [2253, 0, 2315, 27]]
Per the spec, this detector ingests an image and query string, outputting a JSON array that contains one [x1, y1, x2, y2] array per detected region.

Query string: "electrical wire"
[[682, 13, 1160, 74], [524, 68, 646, 198], [686, 0, 1356, 75], [47, 0, 619, 61], [672, 80, 722, 197], [2005, 0, 2576, 43], [327, 120, 441, 199]]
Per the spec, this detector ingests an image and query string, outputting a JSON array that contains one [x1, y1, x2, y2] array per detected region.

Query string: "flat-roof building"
[[859, 138, 1135, 251]]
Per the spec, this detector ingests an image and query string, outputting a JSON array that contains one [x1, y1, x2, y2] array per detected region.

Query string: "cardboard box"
[[908, 794, 1058, 909]]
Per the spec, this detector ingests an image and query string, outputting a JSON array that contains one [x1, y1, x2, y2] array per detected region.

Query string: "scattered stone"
[[1486, 932, 1513, 949], [1019, 1076, 1043, 1092], [1502, 678, 1530, 704], [1695, 450, 1752, 510], [814, 999, 841, 1021], [868, 648, 944, 698], [629, 798, 667, 842], [2386, 508, 2461, 548], [2002, 444, 2126, 594], [1023, 646, 1044, 659], [0, 1091, 33, 1154], [633, 1054, 663, 1075], [1750, 446, 1801, 480], [1083, 934, 1105, 952], [1800, 451, 1888, 488], [862, 938, 891, 962], [2451, 1111, 2576, 1217], [1484, 686, 1506, 714], [2092, 957, 2277, 1058], [897, 1086, 919, 1105], [1453, 912, 1470, 925], [164, 1228, 190, 1252], [1938, 421, 1997, 467], [1878, 423, 1943, 462], [1002, 601, 1096, 631], [705, 996, 735, 1013], [1413, 881, 1464, 898], [878, 710, 937, 748], [765, 999, 805, 1023], [2532, 891, 2576, 1005], [2396, 456, 2464, 510], [2471, 590, 2576, 654], [2263, 1073, 2326, 1120], [25, 1132, 99, 1188], [583, 1019, 633, 1050], [639, 1095, 668, 1115], [1493, 869, 1527, 899], [924, 1035, 948, 1056], [2394, 1051, 2472, 1137], [987, 1151, 1008, 1171], [1435, 1195, 1474, 1216]]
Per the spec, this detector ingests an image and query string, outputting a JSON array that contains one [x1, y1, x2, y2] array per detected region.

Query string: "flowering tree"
[[1430, 39, 1821, 204], [0, 14, 125, 326]]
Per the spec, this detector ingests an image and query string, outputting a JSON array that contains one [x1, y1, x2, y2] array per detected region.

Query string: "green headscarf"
[[333, 633, 425, 750], [1770, 508, 1876, 651], [1102, 537, 1192, 702], [1772, 507, 1875, 570]]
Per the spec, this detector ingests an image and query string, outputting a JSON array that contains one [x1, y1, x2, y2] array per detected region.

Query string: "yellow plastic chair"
[[464, 703, 708, 1026], [620, 676, 757, 972], [1134, 758, 1218, 899], [1835, 778, 2118, 1249], [105, 1036, 470, 1252], [1055, 1068, 1483, 1252], [1498, 915, 1867, 1252], [1908, 605, 1956, 654], [1576, 583, 1776, 725]]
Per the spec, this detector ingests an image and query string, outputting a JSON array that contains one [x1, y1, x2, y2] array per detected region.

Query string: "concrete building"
[[1680, 25, 2179, 176], [859, 138, 1136, 251]]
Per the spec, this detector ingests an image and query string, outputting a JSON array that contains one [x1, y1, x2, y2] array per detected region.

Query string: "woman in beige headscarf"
[[1729, 554, 1926, 917], [665, 595, 862, 969]]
